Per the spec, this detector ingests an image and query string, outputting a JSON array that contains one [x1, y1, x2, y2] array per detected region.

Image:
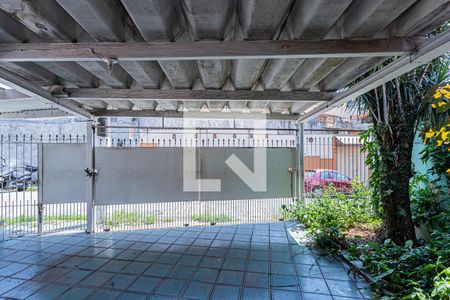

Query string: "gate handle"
[[84, 168, 98, 177]]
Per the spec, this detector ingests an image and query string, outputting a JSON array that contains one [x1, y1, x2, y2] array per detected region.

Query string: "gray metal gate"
[[0, 134, 86, 237], [38, 127, 297, 233], [0, 128, 369, 236]]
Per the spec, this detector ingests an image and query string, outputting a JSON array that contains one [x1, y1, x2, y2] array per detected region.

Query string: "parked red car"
[[304, 169, 352, 194]]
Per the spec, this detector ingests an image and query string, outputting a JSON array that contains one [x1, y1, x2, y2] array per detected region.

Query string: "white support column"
[[85, 119, 96, 233], [297, 123, 305, 201]]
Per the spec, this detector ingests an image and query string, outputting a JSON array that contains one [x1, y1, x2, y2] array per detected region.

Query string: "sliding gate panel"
[[200, 148, 294, 201], [94, 147, 295, 205], [40, 143, 87, 204], [95, 147, 198, 205]]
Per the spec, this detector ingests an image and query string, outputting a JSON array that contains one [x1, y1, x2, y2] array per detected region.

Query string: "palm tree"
[[352, 54, 449, 245]]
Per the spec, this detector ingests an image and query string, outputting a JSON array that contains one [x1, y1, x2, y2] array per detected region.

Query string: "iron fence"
[[0, 127, 369, 236], [95, 198, 291, 232], [94, 127, 296, 232], [0, 134, 86, 237], [303, 129, 369, 198]]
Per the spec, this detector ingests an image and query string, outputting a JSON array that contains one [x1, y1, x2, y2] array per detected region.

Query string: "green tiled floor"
[[0, 222, 372, 299]]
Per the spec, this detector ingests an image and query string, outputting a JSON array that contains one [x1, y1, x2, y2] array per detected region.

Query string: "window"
[[320, 171, 331, 179], [333, 171, 350, 181], [305, 170, 316, 177]]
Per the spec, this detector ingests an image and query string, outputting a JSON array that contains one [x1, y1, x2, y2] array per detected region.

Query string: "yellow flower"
[[425, 130, 434, 139], [437, 140, 443, 146], [447, 168, 450, 176], [442, 131, 449, 141], [432, 103, 437, 108], [438, 101, 447, 107], [435, 86, 450, 99]]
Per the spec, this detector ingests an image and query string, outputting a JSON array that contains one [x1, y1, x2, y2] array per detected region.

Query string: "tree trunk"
[[376, 116, 417, 245]]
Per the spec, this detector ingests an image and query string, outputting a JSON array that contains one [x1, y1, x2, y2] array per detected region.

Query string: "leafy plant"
[[106, 211, 157, 227], [430, 268, 450, 299], [360, 128, 382, 216], [350, 231, 450, 299], [283, 181, 379, 251], [420, 84, 450, 184], [4, 215, 37, 225], [191, 213, 232, 223], [145, 215, 157, 225], [350, 53, 449, 245], [421, 137, 450, 183], [4, 214, 86, 225], [409, 174, 449, 233]]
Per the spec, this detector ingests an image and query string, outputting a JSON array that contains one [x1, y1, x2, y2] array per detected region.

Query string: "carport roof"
[[0, 0, 449, 121]]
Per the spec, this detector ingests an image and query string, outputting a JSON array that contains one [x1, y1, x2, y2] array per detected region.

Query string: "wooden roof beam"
[[92, 109, 299, 120], [62, 88, 332, 103], [0, 38, 424, 62]]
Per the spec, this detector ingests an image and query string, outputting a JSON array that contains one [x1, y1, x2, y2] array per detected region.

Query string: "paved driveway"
[[0, 222, 372, 299]]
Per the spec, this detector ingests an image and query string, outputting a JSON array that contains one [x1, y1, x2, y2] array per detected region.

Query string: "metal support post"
[[85, 119, 96, 233], [294, 129, 299, 200], [297, 123, 305, 202], [37, 143, 44, 235]]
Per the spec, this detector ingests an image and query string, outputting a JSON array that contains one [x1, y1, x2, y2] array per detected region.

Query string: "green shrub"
[[410, 174, 450, 233], [4, 214, 86, 225], [145, 215, 157, 225], [4, 215, 37, 225], [354, 175, 450, 298], [192, 213, 232, 223], [107, 211, 157, 227], [282, 180, 379, 250], [360, 128, 383, 216], [350, 231, 450, 299], [44, 215, 86, 222]]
